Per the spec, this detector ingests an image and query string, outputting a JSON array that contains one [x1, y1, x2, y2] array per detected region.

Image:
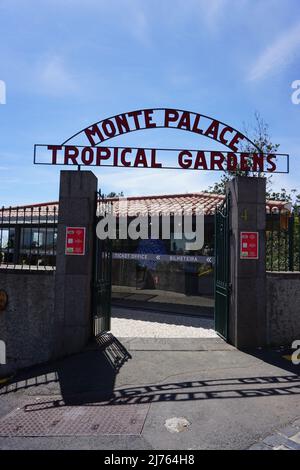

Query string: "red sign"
[[240, 232, 259, 259], [65, 227, 86, 256]]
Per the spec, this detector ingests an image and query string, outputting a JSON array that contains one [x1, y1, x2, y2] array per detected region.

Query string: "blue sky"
[[0, 0, 300, 206]]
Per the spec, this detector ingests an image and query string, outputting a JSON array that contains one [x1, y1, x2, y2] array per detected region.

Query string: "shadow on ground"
[[246, 346, 300, 375], [0, 333, 132, 406], [0, 335, 299, 412]]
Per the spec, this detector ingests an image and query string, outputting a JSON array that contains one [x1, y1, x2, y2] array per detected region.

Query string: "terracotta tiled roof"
[[103, 192, 291, 216], [104, 193, 223, 216], [1, 193, 291, 218]]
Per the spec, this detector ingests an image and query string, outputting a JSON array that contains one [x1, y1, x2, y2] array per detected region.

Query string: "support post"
[[53, 170, 97, 357], [227, 176, 267, 348]]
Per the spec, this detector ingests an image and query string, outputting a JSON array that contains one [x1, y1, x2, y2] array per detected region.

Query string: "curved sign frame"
[[33, 107, 289, 174], [61, 107, 260, 151]]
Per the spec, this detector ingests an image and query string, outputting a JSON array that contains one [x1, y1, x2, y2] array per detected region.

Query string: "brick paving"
[[249, 418, 300, 450]]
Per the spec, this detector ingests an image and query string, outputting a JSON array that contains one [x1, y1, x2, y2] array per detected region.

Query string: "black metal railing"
[[96, 192, 113, 218], [266, 210, 300, 272], [1, 200, 298, 272], [0, 204, 58, 270]]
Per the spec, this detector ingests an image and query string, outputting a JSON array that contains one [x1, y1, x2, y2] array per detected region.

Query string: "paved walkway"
[[0, 337, 299, 450], [112, 286, 214, 308], [111, 307, 217, 338]]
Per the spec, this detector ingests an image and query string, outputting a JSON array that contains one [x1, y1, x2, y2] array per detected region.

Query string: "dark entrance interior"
[[93, 192, 220, 339]]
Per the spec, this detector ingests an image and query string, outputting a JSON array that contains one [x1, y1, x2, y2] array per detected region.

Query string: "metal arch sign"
[[62, 108, 257, 149], [34, 107, 289, 174]]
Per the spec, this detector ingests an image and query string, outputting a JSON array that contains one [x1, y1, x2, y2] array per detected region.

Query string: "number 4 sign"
[[240, 231, 259, 259]]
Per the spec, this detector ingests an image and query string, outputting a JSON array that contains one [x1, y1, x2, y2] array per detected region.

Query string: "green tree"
[[104, 191, 124, 198], [205, 112, 280, 195]]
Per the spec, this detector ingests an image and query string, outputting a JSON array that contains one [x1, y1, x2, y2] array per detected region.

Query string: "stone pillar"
[[227, 176, 267, 348], [53, 170, 97, 358]]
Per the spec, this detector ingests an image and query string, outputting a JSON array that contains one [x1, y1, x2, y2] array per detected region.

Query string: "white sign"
[[0, 340, 6, 365]]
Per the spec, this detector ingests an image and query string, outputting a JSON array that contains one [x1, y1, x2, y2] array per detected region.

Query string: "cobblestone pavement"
[[111, 307, 217, 338], [249, 418, 300, 450]]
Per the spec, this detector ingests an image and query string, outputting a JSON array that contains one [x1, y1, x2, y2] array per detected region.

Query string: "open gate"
[[92, 193, 112, 336], [214, 193, 230, 340]]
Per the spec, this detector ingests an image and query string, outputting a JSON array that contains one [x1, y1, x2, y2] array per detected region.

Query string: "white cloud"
[[36, 56, 78, 96], [95, 167, 217, 196], [172, 0, 228, 31], [131, 8, 150, 46], [248, 22, 300, 81], [201, 0, 228, 28]]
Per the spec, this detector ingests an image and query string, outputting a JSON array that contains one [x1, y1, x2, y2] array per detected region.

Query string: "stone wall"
[[267, 272, 300, 346], [0, 269, 55, 371]]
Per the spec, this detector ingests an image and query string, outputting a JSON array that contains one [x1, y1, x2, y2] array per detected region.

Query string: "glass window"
[[20, 228, 57, 250]]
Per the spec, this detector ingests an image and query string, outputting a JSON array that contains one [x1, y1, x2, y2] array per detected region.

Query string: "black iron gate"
[[92, 193, 112, 336], [214, 193, 230, 340]]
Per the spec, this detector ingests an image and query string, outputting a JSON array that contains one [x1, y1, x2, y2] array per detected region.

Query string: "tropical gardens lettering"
[[35, 145, 282, 173]]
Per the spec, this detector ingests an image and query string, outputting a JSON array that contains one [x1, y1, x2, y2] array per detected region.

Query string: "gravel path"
[[111, 307, 217, 338]]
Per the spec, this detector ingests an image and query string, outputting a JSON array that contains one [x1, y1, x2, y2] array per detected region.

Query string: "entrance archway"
[[56, 108, 255, 342], [42, 108, 282, 349]]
